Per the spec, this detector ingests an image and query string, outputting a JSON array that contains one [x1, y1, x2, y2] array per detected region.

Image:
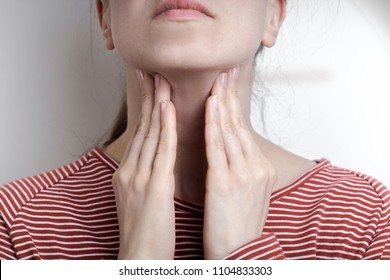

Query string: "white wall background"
[[1, 0, 389, 186]]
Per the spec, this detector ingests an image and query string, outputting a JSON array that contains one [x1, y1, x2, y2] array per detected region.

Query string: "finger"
[[205, 94, 228, 173], [226, 67, 266, 162], [138, 75, 172, 175], [120, 70, 155, 171], [154, 74, 171, 103], [139, 71, 155, 128], [211, 73, 246, 170], [152, 100, 177, 178]]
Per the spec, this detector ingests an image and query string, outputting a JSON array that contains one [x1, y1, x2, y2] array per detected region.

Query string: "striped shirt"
[[1, 147, 389, 260]]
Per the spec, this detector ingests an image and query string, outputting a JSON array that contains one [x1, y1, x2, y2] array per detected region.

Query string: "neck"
[[108, 61, 255, 204]]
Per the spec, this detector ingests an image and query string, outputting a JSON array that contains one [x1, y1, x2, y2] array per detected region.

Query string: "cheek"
[[214, 11, 265, 61], [110, 2, 150, 64], [212, 3, 268, 62]]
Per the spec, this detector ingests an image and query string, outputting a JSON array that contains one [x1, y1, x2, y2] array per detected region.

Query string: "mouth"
[[153, 0, 214, 19]]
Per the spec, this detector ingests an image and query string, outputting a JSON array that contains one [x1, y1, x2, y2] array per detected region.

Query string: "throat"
[[173, 147, 208, 205]]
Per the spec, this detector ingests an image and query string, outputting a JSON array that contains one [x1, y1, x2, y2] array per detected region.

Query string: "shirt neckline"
[[91, 146, 331, 215]]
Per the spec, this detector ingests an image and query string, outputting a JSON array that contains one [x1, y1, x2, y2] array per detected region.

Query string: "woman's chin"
[[132, 57, 237, 75], [135, 62, 222, 75]]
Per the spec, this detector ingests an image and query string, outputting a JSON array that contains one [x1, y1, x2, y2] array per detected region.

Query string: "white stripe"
[[59, 176, 113, 185], [280, 240, 316, 248], [14, 239, 119, 249], [175, 228, 204, 234], [316, 249, 362, 258], [27, 203, 116, 214], [52, 169, 65, 181], [21, 208, 117, 219], [275, 233, 318, 242], [223, 234, 275, 259], [175, 241, 202, 246], [175, 248, 202, 253], [284, 195, 380, 211], [94, 149, 118, 170], [0, 246, 16, 259], [48, 170, 61, 183], [266, 215, 377, 233], [175, 235, 202, 240], [12, 233, 119, 243], [12, 226, 118, 236], [288, 254, 316, 260], [10, 181, 31, 203], [13, 219, 118, 229], [175, 201, 203, 213], [308, 180, 376, 194], [16, 213, 117, 225], [45, 184, 112, 193], [315, 242, 365, 252], [175, 223, 202, 228], [59, 166, 72, 178], [239, 244, 281, 260], [61, 170, 112, 181], [266, 228, 371, 246], [33, 193, 115, 204], [304, 182, 381, 201], [19, 251, 116, 259], [175, 254, 202, 259], [267, 222, 375, 237], [5, 184, 26, 209], [272, 199, 382, 220], [35, 245, 118, 252], [2, 187, 22, 213], [29, 176, 47, 191], [0, 194, 17, 222], [290, 192, 326, 199], [39, 189, 114, 199], [268, 208, 379, 225], [56, 161, 105, 174]]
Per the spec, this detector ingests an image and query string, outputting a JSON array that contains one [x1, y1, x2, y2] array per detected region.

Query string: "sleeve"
[[222, 233, 285, 260], [361, 181, 390, 260], [0, 213, 17, 260], [363, 208, 390, 259]]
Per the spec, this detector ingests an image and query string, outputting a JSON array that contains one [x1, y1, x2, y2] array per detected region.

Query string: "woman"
[[0, 0, 389, 260]]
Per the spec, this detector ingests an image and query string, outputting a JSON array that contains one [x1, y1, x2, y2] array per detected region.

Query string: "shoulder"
[[300, 160, 390, 222], [0, 147, 116, 227], [315, 161, 389, 203], [274, 158, 390, 218]]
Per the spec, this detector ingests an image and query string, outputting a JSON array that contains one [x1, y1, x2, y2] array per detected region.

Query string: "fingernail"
[[136, 69, 144, 82], [232, 66, 240, 80], [161, 100, 167, 112], [155, 74, 161, 88], [219, 73, 227, 88], [212, 96, 218, 108]]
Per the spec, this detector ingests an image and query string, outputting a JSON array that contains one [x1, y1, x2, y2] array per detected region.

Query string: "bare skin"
[[105, 62, 316, 205], [106, 67, 316, 260], [97, 0, 317, 259]]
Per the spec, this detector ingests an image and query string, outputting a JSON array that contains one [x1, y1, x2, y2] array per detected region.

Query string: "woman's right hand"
[[113, 70, 177, 259]]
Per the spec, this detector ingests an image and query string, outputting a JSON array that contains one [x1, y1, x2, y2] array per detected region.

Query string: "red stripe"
[[0, 147, 389, 260]]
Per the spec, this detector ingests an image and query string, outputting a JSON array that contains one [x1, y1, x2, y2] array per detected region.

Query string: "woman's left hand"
[[203, 67, 277, 260]]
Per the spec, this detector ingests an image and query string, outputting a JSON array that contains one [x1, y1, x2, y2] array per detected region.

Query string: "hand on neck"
[[109, 60, 255, 159], [127, 61, 254, 145], [106, 60, 255, 203]]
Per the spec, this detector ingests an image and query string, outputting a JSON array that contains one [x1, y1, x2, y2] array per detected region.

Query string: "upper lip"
[[153, 0, 214, 18]]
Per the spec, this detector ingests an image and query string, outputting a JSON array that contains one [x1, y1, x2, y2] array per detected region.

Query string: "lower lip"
[[155, 9, 210, 20]]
